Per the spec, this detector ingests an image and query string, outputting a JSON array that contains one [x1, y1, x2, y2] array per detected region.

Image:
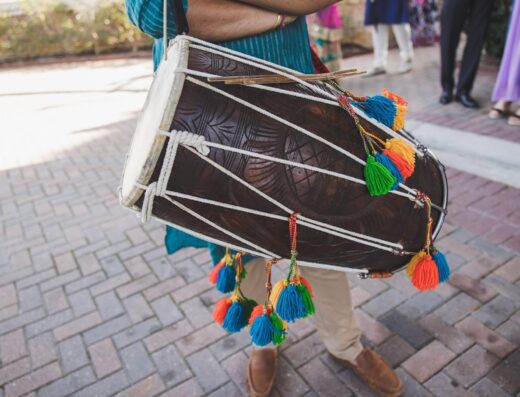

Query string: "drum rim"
[[120, 38, 190, 208]]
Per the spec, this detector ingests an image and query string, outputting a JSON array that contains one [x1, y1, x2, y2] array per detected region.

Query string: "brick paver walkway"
[[0, 46, 518, 397]]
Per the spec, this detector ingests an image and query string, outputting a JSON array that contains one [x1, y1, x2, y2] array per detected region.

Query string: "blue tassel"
[[353, 95, 396, 129], [276, 284, 306, 322], [375, 153, 404, 190], [223, 301, 247, 332], [432, 250, 450, 283], [216, 265, 235, 293], [250, 314, 274, 346]]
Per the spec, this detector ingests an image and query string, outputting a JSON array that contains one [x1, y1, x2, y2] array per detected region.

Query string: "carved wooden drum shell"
[[120, 37, 448, 274]]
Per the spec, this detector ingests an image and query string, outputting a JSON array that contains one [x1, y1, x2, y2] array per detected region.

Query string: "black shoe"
[[439, 90, 453, 105], [455, 92, 479, 109]]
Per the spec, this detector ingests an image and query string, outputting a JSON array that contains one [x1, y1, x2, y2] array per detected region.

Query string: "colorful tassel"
[[212, 297, 232, 324], [406, 251, 426, 278], [354, 95, 396, 129], [297, 282, 315, 316], [383, 149, 414, 179], [276, 283, 307, 322], [382, 90, 408, 131], [216, 264, 236, 293], [223, 299, 256, 333], [385, 138, 415, 167], [249, 304, 265, 325], [364, 155, 396, 196], [270, 312, 287, 346], [375, 153, 404, 189], [295, 276, 313, 298], [432, 249, 450, 283], [209, 250, 237, 293], [249, 306, 287, 346], [208, 261, 225, 284], [250, 314, 275, 346], [269, 279, 286, 309], [411, 254, 439, 290]]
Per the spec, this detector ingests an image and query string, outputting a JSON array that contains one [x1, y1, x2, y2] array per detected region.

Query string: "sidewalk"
[[0, 45, 518, 397]]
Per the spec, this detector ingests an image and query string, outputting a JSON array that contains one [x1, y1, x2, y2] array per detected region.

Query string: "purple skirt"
[[492, 0, 520, 102]]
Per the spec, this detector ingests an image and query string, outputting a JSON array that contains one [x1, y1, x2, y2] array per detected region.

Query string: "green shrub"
[[0, 0, 152, 62]]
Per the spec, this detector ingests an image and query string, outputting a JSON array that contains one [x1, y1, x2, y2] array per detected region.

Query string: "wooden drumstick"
[[207, 69, 366, 85]]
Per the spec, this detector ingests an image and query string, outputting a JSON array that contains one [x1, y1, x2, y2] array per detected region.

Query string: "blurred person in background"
[[489, 0, 520, 126], [439, 0, 494, 108], [408, 0, 438, 47], [363, 0, 414, 77], [308, 4, 343, 72]]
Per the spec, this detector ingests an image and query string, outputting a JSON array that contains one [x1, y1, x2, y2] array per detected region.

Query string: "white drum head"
[[121, 38, 190, 207]]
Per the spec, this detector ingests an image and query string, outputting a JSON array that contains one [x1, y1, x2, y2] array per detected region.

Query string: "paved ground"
[[0, 45, 519, 397]]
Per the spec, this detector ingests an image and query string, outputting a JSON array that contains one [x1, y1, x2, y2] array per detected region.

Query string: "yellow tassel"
[[382, 89, 408, 131], [392, 103, 407, 130], [270, 279, 287, 308], [385, 138, 416, 167], [406, 251, 426, 277]]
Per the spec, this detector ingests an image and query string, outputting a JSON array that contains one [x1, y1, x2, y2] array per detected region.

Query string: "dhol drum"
[[120, 35, 448, 281]]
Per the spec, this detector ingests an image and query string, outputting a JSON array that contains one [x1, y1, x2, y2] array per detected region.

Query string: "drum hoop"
[[121, 39, 190, 208]]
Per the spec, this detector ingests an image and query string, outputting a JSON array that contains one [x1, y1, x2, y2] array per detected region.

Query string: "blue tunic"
[[364, 0, 410, 26], [125, 0, 314, 264]]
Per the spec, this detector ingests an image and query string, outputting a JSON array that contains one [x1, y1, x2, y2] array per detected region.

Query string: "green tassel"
[[297, 283, 315, 317], [364, 155, 396, 196], [269, 312, 287, 346]]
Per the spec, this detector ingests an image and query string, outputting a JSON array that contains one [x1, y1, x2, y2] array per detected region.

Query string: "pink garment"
[[316, 4, 342, 29], [492, 0, 520, 102]]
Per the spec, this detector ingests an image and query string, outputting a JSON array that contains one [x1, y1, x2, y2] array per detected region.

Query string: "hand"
[[284, 15, 297, 26]]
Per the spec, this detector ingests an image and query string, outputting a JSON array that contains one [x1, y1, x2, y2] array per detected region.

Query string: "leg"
[[440, 0, 469, 92], [300, 266, 363, 362], [364, 24, 389, 77], [392, 23, 414, 73], [456, 0, 494, 95], [241, 257, 268, 304], [371, 24, 389, 69], [392, 23, 414, 63], [301, 267, 402, 397]]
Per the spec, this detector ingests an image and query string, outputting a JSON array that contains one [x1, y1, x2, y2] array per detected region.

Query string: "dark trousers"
[[440, 0, 494, 94]]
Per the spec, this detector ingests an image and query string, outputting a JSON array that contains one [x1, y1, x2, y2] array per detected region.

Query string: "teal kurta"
[[125, 0, 314, 264]]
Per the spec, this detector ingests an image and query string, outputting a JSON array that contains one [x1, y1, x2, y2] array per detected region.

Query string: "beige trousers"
[[242, 258, 363, 362]]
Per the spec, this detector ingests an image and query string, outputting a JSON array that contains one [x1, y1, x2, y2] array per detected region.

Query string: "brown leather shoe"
[[247, 347, 278, 397], [334, 348, 403, 397]]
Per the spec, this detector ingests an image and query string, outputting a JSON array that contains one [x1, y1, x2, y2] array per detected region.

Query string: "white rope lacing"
[[162, 195, 279, 257], [170, 139, 410, 253], [180, 36, 421, 153], [164, 190, 410, 253], [135, 128, 410, 255], [136, 35, 435, 263], [184, 76, 420, 200], [147, 213, 368, 273], [141, 182, 157, 223]]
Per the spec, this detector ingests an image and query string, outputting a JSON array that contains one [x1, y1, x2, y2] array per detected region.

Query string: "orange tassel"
[[383, 149, 414, 179], [406, 251, 426, 277], [208, 261, 225, 284], [382, 89, 408, 106], [411, 255, 439, 290], [213, 298, 232, 324], [249, 304, 270, 325]]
